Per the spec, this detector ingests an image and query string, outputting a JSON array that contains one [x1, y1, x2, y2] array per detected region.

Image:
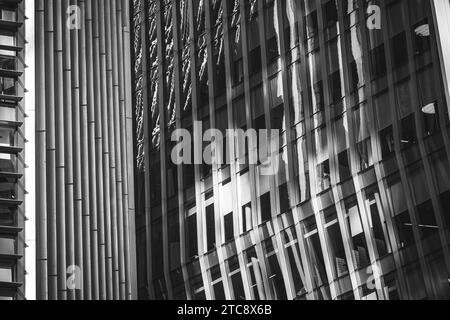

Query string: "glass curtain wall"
[[132, 0, 450, 300]]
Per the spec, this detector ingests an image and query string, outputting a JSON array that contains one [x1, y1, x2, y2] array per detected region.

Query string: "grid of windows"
[[133, 0, 450, 300], [0, 0, 25, 301]]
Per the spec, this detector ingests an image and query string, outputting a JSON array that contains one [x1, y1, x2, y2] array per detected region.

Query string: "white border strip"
[[25, 0, 36, 300]]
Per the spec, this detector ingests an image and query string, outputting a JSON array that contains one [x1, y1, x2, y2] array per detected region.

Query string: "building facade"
[[35, 0, 137, 300], [0, 0, 26, 300], [132, 0, 450, 300]]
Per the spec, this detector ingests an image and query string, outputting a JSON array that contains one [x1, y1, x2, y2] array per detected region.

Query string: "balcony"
[[0, 0, 23, 7], [0, 281, 21, 289], [0, 279, 22, 301], [0, 43, 21, 54], [0, 279, 22, 300], [0, 93, 21, 105], [0, 19, 22, 31], [0, 252, 22, 262], [0, 232, 22, 262], [0, 225, 21, 235], [0, 56, 20, 77], [0, 145, 21, 154], [0, 198, 21, 206]]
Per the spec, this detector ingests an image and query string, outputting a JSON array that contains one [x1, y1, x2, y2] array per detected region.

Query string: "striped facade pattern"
[[132, 0, 450, 300], [35, 0, 137, 300], [0, 0, 26, 300]]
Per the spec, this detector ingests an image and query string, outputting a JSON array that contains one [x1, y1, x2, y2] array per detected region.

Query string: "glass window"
[[366, 190, 391, 257], [263, 238, 287, 300], [338, 150, 351, 181], [0, 32, 15, 47], [151, 219, 163, 277], [187, 213, 198, 259], [233, 96, 246, 130], [375, 92, 391, 130], [386, 174, 408, 215], [0, 56, 15, 71], [380, 126, 395, 158], [302, 216, 330, 297], [383, 272, 401, 300], [0, 236, 15, 255], [189, 273, 205, 300], [210, 266, 225, 300], [344, 198, 370, 269], [311, 79, 324, 114], [288, 62, 304, 124], [0, 106, 16, 122], [430, 150, 450, 194], [282, 0, 299, 50], [400, 114, 417, 148], [417, 66, 437, 108], [271, 104, 285, 131], [305, 11, 318, 38], [416, 200, 439, 240], [269, 73, 284, 108], [329, 71, 343, 104], [168, 212, 180, 270], [407, 162, 431, 206], [323, 1, 338, 28], [391, 32, 408, 68], [413, 20, 431, 55], [404, 263, 427, 300], [0, 77, 15, 95], [213, 35, 226, 95], [317, 160, 331, 192], [264, 2, 280, 63], [395, 79, 413, 118], [241, 203, 252, 234], [0, 177, 15, 199], [282, 228, 306, 297], [314, 125, 328, 163], [224, 212, 234, 242], [352, 104, 370, 142], [294, 138, 310, 203], [356, 139, 373, 171], [246, 5, 262, 77], [278, 183, 290, 214], [248, 47, 262, 77], [171, 269, 186, 299], [260, 192, 272, 222], [227, 256, 246, 300], [387, 1, 405, 35], [0, 207, 15, 226], [205, 204, 215, 251], [0, 9, 16, 22], [422, 104, 440, 137], [0, 153, 16, 172], [0, 266, 12, 282], [244, 247, 262, 300], [323, 207, 349, 278], [394, 211, 415, 248], [427, 251, 450, 299], [369, 45, 386, 79], [0, 31, 15, 58], [0, 128, 14, 148]]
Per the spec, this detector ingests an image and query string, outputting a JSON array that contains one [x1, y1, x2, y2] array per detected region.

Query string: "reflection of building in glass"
[[0, 0, 26, 300], [132, 0, 450, 300]]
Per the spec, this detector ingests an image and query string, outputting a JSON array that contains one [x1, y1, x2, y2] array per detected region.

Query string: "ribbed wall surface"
[[35, 0, 137, 300]]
